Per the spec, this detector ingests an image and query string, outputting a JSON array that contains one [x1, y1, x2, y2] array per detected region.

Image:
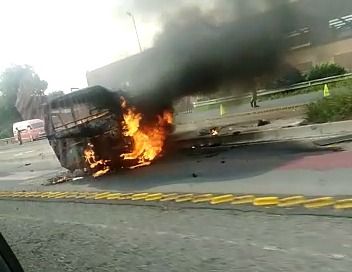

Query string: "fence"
[[0, 137, 16, 146], [194, 73, 352, 108]]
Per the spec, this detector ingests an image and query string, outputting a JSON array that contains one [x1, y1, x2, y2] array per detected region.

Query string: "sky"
[[0, 0, 289, 93], [0, 0, 221, 93]]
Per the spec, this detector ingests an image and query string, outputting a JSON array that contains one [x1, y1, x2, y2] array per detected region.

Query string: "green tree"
[[0, 64, 48, 138], [47, 90, 65, 101], [0, 64, 48, 105]]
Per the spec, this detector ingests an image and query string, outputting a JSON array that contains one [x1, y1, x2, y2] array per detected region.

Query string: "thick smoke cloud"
[[128, 0, 298, 117]]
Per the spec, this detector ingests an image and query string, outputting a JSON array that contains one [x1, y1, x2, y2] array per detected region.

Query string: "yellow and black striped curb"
[[1, 191, 352, 209]]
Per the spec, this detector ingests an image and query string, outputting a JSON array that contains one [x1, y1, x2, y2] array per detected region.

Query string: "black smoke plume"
[[129, 0, 298, 118]]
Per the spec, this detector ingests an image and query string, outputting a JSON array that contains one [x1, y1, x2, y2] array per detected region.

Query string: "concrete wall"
[[287, 38, 352, 71], [86, 0, 352, 87]]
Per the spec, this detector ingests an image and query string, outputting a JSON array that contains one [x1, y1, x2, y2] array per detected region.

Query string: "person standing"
[[16, 128, 23, 145], [250, 79, 260, 108], [27, 125, 33, 141]]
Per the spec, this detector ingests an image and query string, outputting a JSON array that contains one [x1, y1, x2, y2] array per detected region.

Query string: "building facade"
[[86, 0, 352, 112], [285, 0, 352, 71]]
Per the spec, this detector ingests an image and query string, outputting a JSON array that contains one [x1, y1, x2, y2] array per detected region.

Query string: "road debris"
[[72, 177, 84, 181], [42, 169, 81, 186], [282, 119, 308, 128], [257, 119, 270, 126], [44, 175, 72, 185], [198, 127, 220, 137]]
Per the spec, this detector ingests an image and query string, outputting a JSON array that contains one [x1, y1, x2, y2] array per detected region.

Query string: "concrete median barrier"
[[176, 119, 352, 147]]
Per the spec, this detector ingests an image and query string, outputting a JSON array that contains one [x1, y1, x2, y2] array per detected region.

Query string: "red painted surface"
[[279, 151, 352, 170]]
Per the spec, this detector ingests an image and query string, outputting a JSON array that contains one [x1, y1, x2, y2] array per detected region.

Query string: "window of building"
[[329, 14, 352, 39], [286, 27, 312, 50]]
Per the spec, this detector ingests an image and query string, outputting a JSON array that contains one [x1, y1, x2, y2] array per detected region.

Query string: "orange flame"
[[83, 143, 110, 177], [120, 100, 173, 169]]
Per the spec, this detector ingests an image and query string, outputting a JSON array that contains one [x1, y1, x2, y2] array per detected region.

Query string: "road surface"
[[175, 89, 342, 124], [1, 200, 351, 272], [1, 139, 352, 196]]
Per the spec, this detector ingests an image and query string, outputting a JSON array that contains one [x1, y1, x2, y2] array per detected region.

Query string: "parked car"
[[12, 119, 46, 143]]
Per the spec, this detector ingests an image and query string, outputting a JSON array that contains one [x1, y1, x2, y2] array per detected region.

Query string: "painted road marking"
[[118, 193, 134, 200], [106, 193, 121, 200], [145, 193, 163, 201], [278, 196, 305, 207], [1, 191, 352, 210], [279, 151, 352, 170], [65, 192, 79, 198], [160, 193, 179, 202], [334, 199, 352, 209], [304, 197, 335, 208], [253, 197, 279, 206], [192, 194, 213, 203], [94, 192, 112, 200], [231, 195, 255, 205], [13, 150, 36, 157], [175, 194, 194, 203], [210, 194, 234, 205], [132, 193, 149, 201]]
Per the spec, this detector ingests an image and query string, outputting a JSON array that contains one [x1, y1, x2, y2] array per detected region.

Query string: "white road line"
[[13, 150, 36, 157]]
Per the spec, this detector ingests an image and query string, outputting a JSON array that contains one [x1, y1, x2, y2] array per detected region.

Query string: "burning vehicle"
[[41, 2, 303, 179], [43, 85, 173, 177]]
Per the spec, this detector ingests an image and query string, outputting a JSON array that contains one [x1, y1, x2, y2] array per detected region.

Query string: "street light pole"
[[127, 12, 142, 53]]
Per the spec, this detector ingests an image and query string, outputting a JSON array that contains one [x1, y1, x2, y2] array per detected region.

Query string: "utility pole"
[[127, 12, 142, 53]]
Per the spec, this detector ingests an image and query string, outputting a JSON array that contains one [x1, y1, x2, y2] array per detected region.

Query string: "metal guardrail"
[[0, 137, 16, 146], [194, 73, 352, 108]]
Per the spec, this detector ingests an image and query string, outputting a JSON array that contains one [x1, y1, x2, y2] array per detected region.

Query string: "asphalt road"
[[175, 89, 340, 124], [1, 139, 352, 196], [0, 140, 63, 190], [1, 200, 352, 272]]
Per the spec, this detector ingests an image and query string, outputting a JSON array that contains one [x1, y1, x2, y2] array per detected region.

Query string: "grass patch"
[[306, 88, 352, 123]]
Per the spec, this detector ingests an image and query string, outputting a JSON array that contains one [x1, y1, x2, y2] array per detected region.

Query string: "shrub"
[[265, 67, 306, 89], [306, 90, 352, 123], [279, 67, 306, 86], [306, 63, 347, 81]]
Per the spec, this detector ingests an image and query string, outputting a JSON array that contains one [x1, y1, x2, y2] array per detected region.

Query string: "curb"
[[176, 119, 352, 147], [1, 191, 352, 210], [225, 103, 307, 118]]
